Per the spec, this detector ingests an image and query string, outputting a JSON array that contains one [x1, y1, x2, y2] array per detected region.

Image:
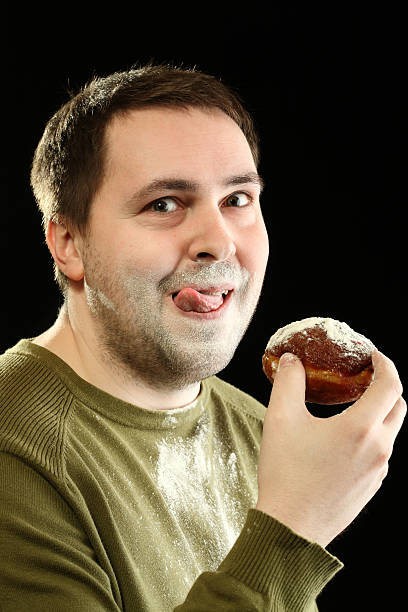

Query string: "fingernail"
[[278, 352, 299, 370]]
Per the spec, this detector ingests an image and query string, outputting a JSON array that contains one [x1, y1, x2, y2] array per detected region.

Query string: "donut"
[[262, 317, 376, 404]]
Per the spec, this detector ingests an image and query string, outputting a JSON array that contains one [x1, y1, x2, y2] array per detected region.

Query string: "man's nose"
[[187, 206, 237, 263]]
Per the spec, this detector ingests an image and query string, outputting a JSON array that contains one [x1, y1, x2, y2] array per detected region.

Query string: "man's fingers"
[[353, 350, 403, 423], [383, 396, 407, 432], [268, 353, 306, 415]]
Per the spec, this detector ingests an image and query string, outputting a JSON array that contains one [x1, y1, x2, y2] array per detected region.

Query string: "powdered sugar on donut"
[[266, 317, 375, 375]]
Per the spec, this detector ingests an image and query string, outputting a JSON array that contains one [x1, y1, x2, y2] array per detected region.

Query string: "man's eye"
[[224, 192, 251, 207], [149, 197, 178, 213]]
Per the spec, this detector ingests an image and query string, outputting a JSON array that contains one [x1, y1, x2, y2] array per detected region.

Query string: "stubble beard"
[[83, 258, 263, 391]]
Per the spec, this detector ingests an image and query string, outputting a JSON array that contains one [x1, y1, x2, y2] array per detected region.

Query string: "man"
[[0, 64, 405, 611]]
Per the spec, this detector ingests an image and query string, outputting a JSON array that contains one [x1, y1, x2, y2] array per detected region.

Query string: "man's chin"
[[154, 345, 238, 390], [159, 315, 252, 386]]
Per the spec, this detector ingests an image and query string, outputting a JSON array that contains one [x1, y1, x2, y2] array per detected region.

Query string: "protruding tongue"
[[173, 288, 223, 313]]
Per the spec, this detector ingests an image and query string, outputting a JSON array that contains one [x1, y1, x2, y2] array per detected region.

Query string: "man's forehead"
[[105, 105, 247, 149], [103, 106, 258, 185]]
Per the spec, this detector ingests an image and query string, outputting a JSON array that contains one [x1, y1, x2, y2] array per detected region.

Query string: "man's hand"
[[256, 350, 406, 548]]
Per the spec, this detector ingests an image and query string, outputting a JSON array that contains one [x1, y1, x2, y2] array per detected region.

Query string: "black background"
[[3, 6, 406, 610]]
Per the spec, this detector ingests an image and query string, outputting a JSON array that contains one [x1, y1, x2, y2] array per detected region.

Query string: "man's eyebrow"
[[131, 172, 264, 201], [225, 172, 264, 192]]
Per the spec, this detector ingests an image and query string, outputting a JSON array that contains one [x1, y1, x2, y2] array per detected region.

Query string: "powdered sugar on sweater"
[[153, 412, 250, 571]]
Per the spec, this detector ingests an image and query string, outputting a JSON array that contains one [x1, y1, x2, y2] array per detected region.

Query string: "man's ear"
[[46, 217, 85, 282]]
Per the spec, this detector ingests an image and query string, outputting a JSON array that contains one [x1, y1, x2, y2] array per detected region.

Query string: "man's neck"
[[33, 303, 200, 411]]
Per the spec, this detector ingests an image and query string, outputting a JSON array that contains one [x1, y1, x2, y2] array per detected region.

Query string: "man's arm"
[[256, 349, 406, 547], [175, 509, 342, 611], [0, 453, 121, 612]]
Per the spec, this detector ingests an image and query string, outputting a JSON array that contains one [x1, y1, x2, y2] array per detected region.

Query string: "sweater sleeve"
[[174, 509, 343, 612], [0, 452, 121, 612]]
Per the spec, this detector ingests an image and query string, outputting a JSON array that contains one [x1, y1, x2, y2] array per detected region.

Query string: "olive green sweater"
[[0, 340, 342, 611]]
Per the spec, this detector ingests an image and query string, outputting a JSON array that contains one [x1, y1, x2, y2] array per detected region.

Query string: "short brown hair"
[[30, 63, 260, 294]]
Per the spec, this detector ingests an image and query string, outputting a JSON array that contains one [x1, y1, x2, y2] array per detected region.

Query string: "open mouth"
[[171, 288, 230, 299], [171, 288, 233, 313]]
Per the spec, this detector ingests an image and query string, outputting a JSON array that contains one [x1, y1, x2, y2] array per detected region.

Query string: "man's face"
[[79, 107, 269, 389]]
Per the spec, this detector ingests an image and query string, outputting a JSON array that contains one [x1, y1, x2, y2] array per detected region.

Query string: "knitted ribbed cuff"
[[218, 509, 343, 607]]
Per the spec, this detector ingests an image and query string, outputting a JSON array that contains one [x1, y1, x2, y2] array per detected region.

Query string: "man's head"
[[31, 63, 261, 295], [31, 65, 269, 389]]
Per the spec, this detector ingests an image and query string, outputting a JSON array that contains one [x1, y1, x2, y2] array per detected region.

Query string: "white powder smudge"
[[266, 316, 375, 357], [84, 279, 119, 314], [161, 414, 178, 428], [154, 414, 245, 570]]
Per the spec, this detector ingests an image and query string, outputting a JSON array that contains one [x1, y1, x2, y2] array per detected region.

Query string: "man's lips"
[[172, 285, 234, 297]]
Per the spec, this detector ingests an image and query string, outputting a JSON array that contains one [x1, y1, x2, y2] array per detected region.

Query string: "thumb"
[[268, 352, 307, 414]]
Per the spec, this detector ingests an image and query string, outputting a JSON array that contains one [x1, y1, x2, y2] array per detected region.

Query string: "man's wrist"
[[255, 500, 331, 548]]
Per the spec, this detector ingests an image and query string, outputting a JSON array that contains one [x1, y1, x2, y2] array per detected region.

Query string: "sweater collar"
[[8, 339, 208, 430]]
